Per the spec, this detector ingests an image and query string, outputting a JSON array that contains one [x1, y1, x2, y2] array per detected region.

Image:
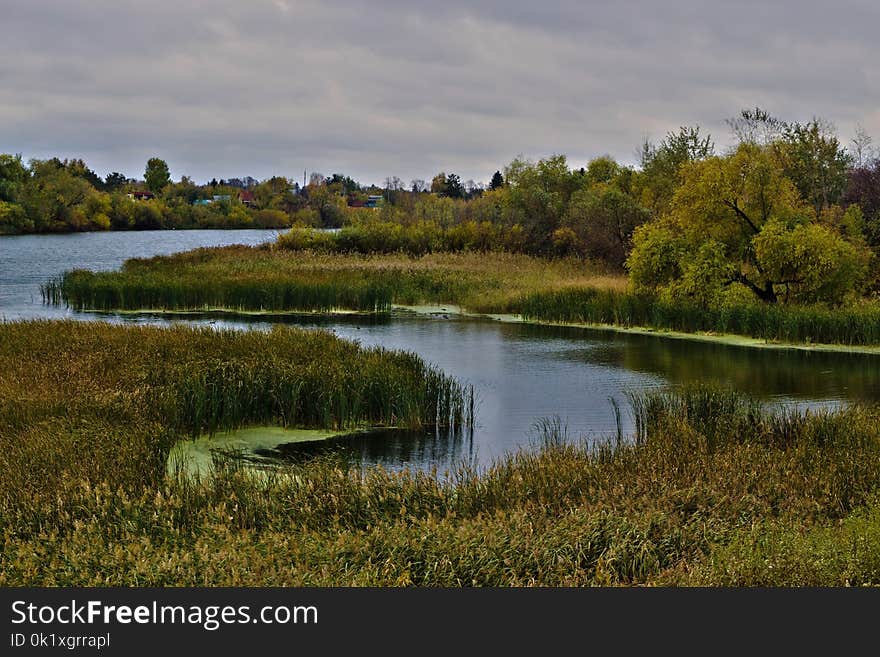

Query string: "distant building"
[[364, 195, 384, 208], [238, 190, 255, 206], [193, 194, 235, 207], [127, 191, 155, 201]]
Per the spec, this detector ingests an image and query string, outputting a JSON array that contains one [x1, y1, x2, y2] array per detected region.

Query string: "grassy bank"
[[44, 245, 624, 315], [3, 350, 880, 585], [515, 287, 880, 346], [45, 241, 880, 346]]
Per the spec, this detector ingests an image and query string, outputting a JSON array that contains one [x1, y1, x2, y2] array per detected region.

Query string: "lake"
[[3, 229, 879, 472]]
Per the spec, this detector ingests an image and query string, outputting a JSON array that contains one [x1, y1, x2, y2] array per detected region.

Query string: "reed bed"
[[0, 321, 471, 502], [514, 287, 880, 346], [3, 345, 880, 587], [275, 221, 530, 256], [42, 245, 621, 315]]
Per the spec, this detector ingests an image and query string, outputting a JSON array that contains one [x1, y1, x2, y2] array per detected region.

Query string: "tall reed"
[[515, 287, 880, 346]]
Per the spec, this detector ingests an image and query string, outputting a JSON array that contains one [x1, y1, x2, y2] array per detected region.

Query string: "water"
[[0, 229, 284, 321], [3, 230, 880, 473]]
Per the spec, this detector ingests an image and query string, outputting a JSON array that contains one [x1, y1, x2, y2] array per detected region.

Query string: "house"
[[238, 190, 255, 206], [364, 195, 384, 208], [127, 191, 155, 201]]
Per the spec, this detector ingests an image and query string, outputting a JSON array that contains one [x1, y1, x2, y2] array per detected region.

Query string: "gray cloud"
[[1, 0, 877, 185]]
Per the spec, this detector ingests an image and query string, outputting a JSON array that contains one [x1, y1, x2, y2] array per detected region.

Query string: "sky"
[[1, 0, 878, 186]]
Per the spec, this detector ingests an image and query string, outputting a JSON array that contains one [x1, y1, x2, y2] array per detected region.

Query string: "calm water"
[[3, 230, 880, 472], [0, 229, 284, 321]]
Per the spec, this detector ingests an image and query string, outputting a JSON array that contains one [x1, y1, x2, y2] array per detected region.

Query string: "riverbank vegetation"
[[45, 244, 880, 346], [44, 247, 626, 315], [2, 327, 879, 586], [0, 321, 471, 498]]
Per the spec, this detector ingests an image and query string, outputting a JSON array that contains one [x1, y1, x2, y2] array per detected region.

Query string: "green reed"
[[0, 321, 471, 500], [515, 287, 880, 346], [275, 220, 528, 256]]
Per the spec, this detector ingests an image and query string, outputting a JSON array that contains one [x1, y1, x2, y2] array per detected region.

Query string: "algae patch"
[[167, 426, 356, 479]]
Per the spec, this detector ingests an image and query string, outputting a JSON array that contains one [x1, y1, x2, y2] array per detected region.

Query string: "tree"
[[504, 154, 581, 251], [752, 220, 868, 303], [383, 176, 404, 204], [18, 159, 94, 231], [326, 173, 361, 195], [627, 143, 869, 305], [726, 107, 786, 146], [586, 156, 621, 185], [635, 125, 714, 217], [489, 170, 504, 190], [104, 172, 128, 191], [843, 158, 880, 247], [64, 158, 104, 190], [463, 179, 482, 200], [0, 154, 28, 202], [444, 173, 464, 199], [144, 158, 171, 194], [563, 187, 650, 267], [850, 125, 874, 168], [778, 118, 851, 218], [253, 176, 303, 215]]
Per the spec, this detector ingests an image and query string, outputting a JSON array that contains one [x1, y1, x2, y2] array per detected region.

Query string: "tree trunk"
[[734, 273, 778, 303]]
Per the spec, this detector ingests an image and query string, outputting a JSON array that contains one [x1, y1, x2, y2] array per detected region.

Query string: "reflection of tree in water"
[[517, 322, 880, 402], [270, 426, 475, 473]]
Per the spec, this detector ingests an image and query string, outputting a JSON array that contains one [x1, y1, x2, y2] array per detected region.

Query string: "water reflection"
[[514, 323, 880, 403], [269, 427, 475, 474]]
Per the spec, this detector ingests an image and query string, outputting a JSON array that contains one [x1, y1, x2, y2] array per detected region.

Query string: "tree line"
[[2, 108, 879, 304]]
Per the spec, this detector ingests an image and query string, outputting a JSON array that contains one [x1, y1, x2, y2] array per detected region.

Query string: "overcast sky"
[[1, 1, 878, 186]]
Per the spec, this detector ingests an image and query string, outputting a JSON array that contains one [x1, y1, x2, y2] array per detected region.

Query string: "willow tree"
[[627, 143, 869, 306]]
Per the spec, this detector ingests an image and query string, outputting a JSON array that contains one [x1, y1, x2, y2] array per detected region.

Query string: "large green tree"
[[562, 186, 650, 267], [627, 143, 869, 305], [778, 119, 851, 219], [144, 157, 171, 194], [634, 126, 714, 217], [504, 154, 581, 250], [0, 154, 28, 202], [18, 159, 94, 231]]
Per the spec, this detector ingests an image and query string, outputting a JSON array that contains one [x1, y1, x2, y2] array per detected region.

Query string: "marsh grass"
[[42, 245, 623, 315], [0, 321, 471, 502], [515, 287, 880, 346], [3, 331, 880, 587]]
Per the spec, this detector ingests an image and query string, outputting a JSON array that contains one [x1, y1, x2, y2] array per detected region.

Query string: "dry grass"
[[45, 246, 626, 315], [2, 325, 880, 587]]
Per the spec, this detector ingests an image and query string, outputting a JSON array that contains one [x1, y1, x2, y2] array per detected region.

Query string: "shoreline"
[[63, 302, 880, 355]]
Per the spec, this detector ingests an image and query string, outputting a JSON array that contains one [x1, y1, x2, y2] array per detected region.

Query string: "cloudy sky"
[[2, 1, 878, 185]]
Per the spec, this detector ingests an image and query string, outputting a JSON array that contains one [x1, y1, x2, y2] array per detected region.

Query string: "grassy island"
[[45, 239, 880, 347]]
